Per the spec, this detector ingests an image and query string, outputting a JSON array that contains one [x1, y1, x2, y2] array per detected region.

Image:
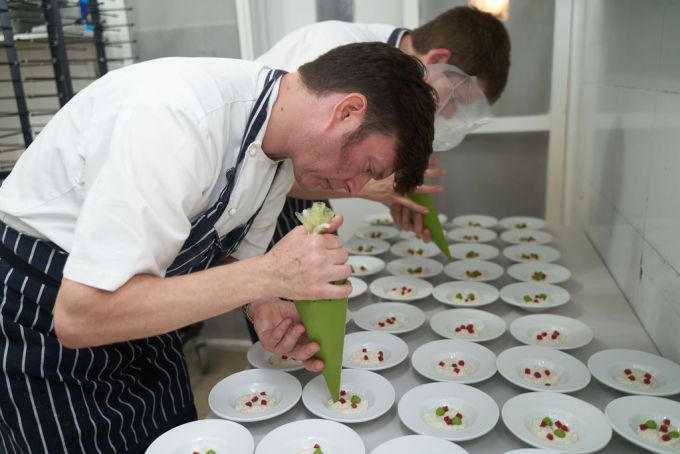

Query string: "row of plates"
[[149, 372, 680, 454], [354, 225, 554, 244], [350, 277, 571, 313], [364, 213, 547, 231]]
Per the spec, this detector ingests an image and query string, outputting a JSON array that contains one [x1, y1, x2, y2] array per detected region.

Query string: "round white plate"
[[501, 229, 553, 245], [255, 418, 365, 454], [345, 238, 390, 256], [503, 245, 561, 263], [353, 302, 426, 335], [451, 214, 499, 229], [246, 341, 304, 372], [342, 331, 409, 371], [503, 450, 559, 454], [606, 395, 680, 454], [369, 275, 433, 302], [363, 213, 394, 227], [500, 282, 571, 312], [398, 382, 499, 441], [371, 435, 470, 454], [588, 349, 680, 396], [430, 308, 506, 342], [449, 243, 500, 261], [387, 257, 444, 279], [500, 216, 547, 230], [348, 276, 368, 299], [347, 255, 386, 277], [497, 346, 591, 393], [354, 225, 400, 241], [510, 314, 593, 350], [507, 263, 571, 284], [208, 369, 301, 422], [443, 260, 504, 282], [502, 392, 612, 453], [411, 339, 497, 384], [391, 239, 442, 258], [447, 227, 497, 243], [147, 419, 254, 454], [433, 281, 499, 308], [302, 369, 395, 423], [399, 230, 429, 241]]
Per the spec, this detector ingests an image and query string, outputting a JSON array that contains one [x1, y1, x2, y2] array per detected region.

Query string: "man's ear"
[[423, 48, 451, 65], [330, 93, 367, 128]]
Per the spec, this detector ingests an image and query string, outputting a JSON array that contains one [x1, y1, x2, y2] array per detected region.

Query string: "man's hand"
[[360, 156, 446, 241], [249, 298, 323, 372], [263, 215, 351, 301]]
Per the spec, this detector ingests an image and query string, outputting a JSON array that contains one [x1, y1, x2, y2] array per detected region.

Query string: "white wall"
[[569, 0, 680, 361]]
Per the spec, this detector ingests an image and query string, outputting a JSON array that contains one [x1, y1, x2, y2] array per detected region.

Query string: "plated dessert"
[[510, 314, 593, 350]]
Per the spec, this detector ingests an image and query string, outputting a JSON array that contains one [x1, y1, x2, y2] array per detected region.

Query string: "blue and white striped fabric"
[[269, 27, 408, 249], [0, 69, 285, 454]]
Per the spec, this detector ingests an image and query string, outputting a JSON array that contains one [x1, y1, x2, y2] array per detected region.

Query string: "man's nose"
[[346, 174, 372, 196]]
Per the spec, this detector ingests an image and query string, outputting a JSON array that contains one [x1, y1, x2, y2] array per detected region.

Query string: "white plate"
[[433, 281, 500, 308], [391, 239, 442, 258], [348, 276, 368, 299], [503, 450, 559, 454], [302, 369, 395, 423], [147, 419, 254, 454], [587, 349, 680, 396], [500, 216, 547, 230], [386, 257, 444, 279], [342, 331, 409, 371], [503, 245, 561, 263], [500, 229, 553, 245], [446, 227, 497, 243], [363, 213, 394, 227], [411, 339, 497, 384], [449, 243, 500, 261], [502, 392, 612, 453], [507, 263, 571, 284], [606, 395, 680, 454], [246, 341, 304, 372], [430, 308, 506, 342], [353, 302, 426, 335], [500, 282, 571, 312], [347, 255, 386, 277], [443, 260, 504, 282], [497, 346, 591, 393], [510, 314, 593, 350], [398, 382, 499, 441], [399, 230, 429, 241], [255, 418, 365, 454], [369, 275, 433, 302], [208, 369, 301, 422], [451, 214, 499, 229], [345, 238, 390, 256], [354, 225, 400, 241], [371, 435, 470, 454]]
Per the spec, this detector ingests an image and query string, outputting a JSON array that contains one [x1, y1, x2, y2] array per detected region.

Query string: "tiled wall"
[[573, 0, 680, 361]]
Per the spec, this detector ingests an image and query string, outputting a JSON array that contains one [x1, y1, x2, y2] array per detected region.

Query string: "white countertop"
[[213, 226, 678, 453]]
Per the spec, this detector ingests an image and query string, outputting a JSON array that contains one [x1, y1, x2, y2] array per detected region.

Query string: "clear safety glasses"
[[425, 63, 493, 151]]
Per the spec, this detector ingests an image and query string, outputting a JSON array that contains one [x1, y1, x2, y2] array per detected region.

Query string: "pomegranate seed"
[[363, 355, 369, 360], [251, 396, 258, 402], [624, 368, 632, 375], [524, 368, 531, 375], [555, 420, 562, 428], [314, 444, 320, 449], [534, 371, 542, 378], [351, 403, 357, 408], [454, 368, 460, 374], [245, 402, 252, 407], [378, 322, 385, 327], [362, 348, 367, 353], [547, 433, 554, 440], [629, 375, 636, 381], [339, 398, 346, 404], [260, 391, 266, 395], [540, 421, 547, 427], [261, 399, 267, 405], [455, 327, 461, 332], [536, 335, 543, 340], [545, 383, 551, 386], [662, 434, 671, 442], [542, 332, 548, 337], [644, 372, 652, 379], [660, 425, 669, 433], [443, 405, 449, 411], [545, 370, 551, 376], [644, 378, 651, 384], [639, 424, 648, 431], [664, 418, 672, 425], [466, 324, 474, 330], [340, 390, 346, 396], [456, 412, 463, 419], [281, 355, 288, 360]]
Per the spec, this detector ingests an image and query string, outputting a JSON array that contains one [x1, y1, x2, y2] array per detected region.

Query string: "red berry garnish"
[[664, 418, 671, 425], [458, 360, 465, 366], [340, 390, 346, 396], [629, 375, 636, 381], [245, 401, 252, 407], [624, 368, 632, 375], [260, 391, 266, 395], [524, 368, 531, 375], [662, 434, 671, 442], [261, 399, 267, 405], [639, 423, 648, 431], [660, 425, 669, 433], [547, 433, 554, 440], [439, 361, 445, 367], [314, 444, 320, 449], [534, 371, 541, 378]]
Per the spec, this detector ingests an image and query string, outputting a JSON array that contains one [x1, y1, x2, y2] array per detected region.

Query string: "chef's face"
[[294, 129, 397, 196]]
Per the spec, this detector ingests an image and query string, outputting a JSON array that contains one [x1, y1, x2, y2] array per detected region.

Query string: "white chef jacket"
[[0, 57, 293, 291], [257, 21, 401, 70]]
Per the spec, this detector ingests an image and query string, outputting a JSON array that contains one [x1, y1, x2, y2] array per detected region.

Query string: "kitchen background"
[[0, 0, 677, 361]]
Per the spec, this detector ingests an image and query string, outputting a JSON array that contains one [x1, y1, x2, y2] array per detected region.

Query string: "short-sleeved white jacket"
[[0, 57, 293, 291]]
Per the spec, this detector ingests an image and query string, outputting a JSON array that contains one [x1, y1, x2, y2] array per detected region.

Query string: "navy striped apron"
[[0, 68, 285, 454], [269, 26, 409, 248]]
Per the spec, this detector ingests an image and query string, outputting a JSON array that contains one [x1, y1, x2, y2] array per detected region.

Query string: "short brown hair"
[[410, 6, 511, 104], [298, 42, 435, 194]]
